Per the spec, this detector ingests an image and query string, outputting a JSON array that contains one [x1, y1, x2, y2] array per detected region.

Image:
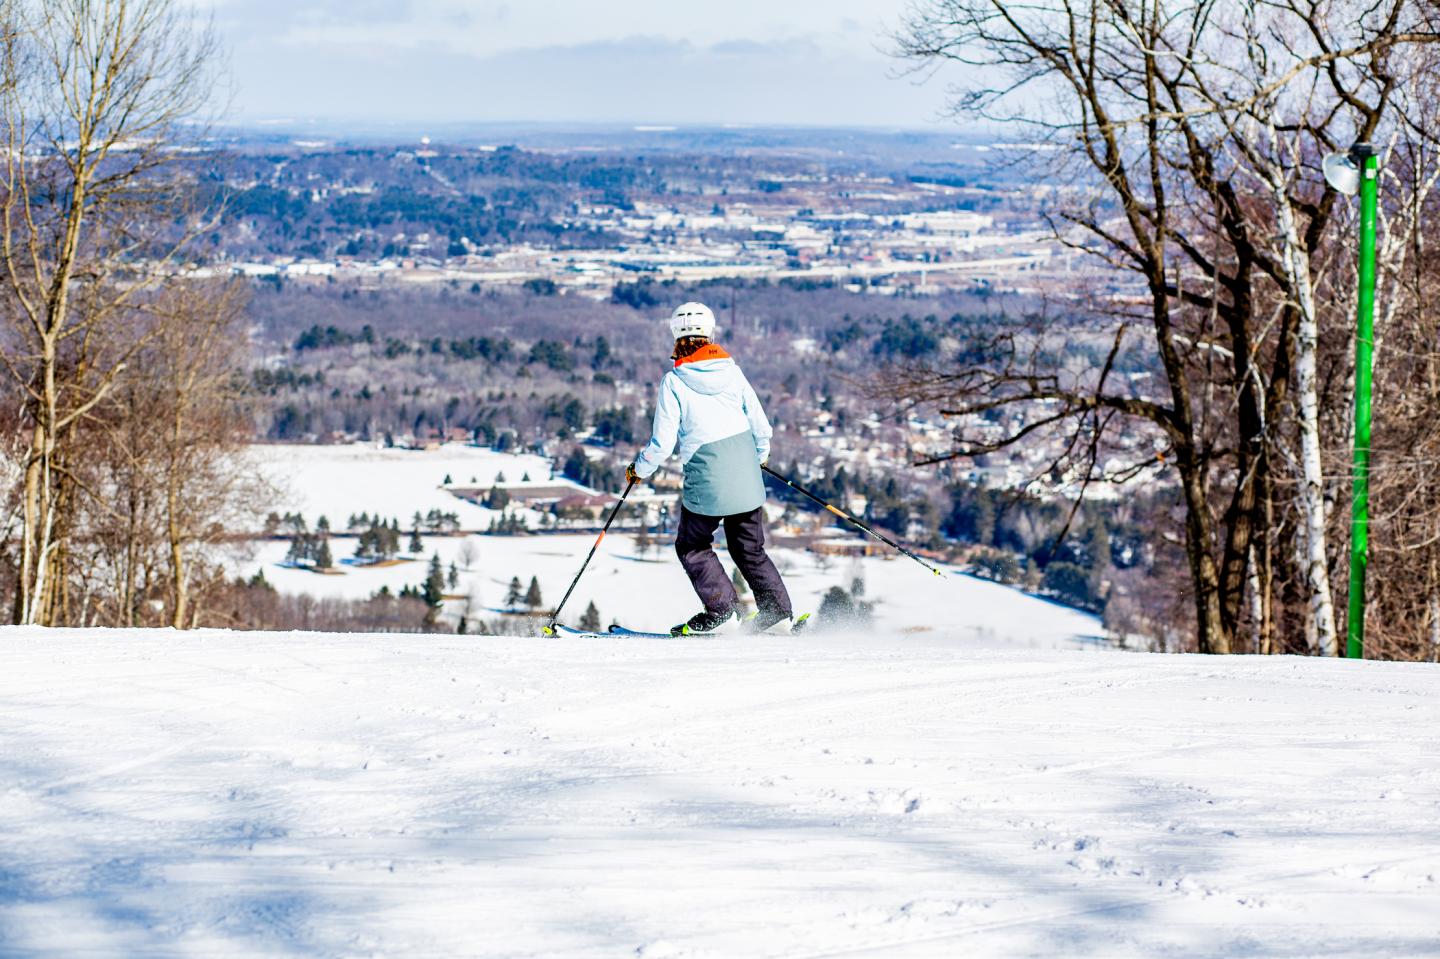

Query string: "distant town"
[[193, 127, 1109, 300]]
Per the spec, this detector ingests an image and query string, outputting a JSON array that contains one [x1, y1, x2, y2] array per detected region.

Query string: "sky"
[[199, 0, 959, 129]]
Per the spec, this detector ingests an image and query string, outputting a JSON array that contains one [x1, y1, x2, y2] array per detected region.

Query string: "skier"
[[626, 301, 795, 635]]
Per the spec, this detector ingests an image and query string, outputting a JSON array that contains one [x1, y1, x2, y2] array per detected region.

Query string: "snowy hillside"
[[249, 442, 557, 531], [243, 443, 1102, 644], [242, 532, 1101, 646], [2, 630, 1437, 957]]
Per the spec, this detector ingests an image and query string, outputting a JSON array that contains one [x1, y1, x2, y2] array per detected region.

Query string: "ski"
[[543, 623, 678, 639], [546, 614, 811, 639], [544, 623, 622, 638], [608, 625, 682, 638], [611, 613, 813, 638]]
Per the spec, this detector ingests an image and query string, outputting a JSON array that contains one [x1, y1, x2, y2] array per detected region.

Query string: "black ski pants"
[[676, 504, 792, 618]]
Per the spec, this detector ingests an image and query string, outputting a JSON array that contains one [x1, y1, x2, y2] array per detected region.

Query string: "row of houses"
[[444, 480, 890, 558]]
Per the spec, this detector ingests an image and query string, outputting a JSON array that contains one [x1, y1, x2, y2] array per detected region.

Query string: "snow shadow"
[[399, 741, 1440, 957], [381, 743, 1165, 954], [956, 772, 1440, 957], [0, 747, 345, 957]]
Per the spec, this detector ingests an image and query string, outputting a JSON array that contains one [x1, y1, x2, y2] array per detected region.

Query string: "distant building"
[[810, 536, 885, 558], [554, 493, 620, 521], [447, 483, 588, 509]]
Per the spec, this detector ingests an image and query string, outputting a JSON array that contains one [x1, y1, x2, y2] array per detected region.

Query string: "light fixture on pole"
[[1323, 141, 1379, 659]]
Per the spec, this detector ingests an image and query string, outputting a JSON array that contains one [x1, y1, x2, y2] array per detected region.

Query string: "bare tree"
[[0, 0, 216, 624], [148, 279, 263, 627], [59, 278, 262, 628], [893, 0, 1439, 653]]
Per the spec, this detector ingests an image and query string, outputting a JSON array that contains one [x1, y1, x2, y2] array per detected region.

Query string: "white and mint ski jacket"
[[632, 345, 771, 517]]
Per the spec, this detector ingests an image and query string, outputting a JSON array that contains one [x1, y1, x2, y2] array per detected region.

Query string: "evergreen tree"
[[315, 537, 334, 570], [1041, 562, 1092, 609], [285, 535, 308, 565], [423, 553, 445, 607], [409, 527, 424, 554], [818, 585, 856, 628], [505, 576, 523, 608], [1082, 514, 1111, 602], [974, 492, 997, 546], [316, 515, 330, 533], [447, 562, 459, 589], [523, 575, 542, 611], [579, 601, 601, 632]]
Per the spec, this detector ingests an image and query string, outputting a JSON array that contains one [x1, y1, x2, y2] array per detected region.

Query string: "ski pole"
[[542, 477, 636, 635], [761, 464, 943, 577]]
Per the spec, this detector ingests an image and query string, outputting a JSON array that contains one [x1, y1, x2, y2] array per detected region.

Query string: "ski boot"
[[743, 607, 794, 635], [671, 606, 737, 636]]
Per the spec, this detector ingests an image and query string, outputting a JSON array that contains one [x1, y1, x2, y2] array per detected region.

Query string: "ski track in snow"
[[1, 630, 1438, 957]]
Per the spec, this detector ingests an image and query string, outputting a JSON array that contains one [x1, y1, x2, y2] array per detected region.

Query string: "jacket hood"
[[673, 356, 745, 396]]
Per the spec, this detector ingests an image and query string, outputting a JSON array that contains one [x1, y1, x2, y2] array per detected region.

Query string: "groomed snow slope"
[[2, 631, 1437, 958]]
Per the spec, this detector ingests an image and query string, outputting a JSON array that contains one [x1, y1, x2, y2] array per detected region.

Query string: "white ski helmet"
[[668, 301, 716, 340]]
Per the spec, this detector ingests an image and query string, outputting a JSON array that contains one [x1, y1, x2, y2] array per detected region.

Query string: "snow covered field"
[[250, 443, 558, 534], [243, 531, 1101, 645], [2, 630, 1438, 957], [243, 443, 1102, 644]]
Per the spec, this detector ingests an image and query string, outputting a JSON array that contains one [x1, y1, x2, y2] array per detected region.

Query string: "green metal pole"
[[1347, 143, 1379, 660]]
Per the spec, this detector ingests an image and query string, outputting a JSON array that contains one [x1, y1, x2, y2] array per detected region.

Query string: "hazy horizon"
[[200, 0, 960, 129]]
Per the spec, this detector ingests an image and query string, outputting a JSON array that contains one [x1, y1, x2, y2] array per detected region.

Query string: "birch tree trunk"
[[1272, 175, 1341, 656]]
